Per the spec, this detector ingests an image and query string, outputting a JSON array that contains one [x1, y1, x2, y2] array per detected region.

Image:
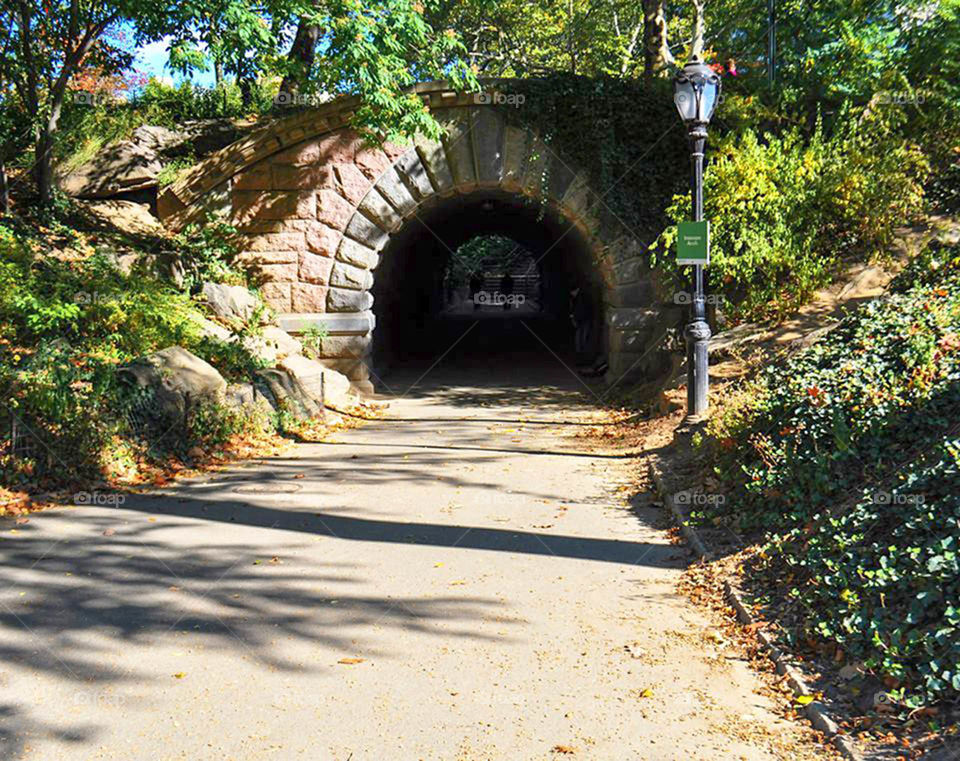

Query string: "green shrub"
[[133, 79, 266, 124], [173, 219, 246, 293], [0, 216, 273, 484], [700, 241, 960, 704], [652, 108, 928, 323]]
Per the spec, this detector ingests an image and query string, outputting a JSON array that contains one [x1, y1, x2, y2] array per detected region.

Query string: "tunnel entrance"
[[370, 191, 606, 386]]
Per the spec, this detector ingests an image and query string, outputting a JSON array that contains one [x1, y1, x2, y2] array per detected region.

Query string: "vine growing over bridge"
[[497, 74, 690, 248]]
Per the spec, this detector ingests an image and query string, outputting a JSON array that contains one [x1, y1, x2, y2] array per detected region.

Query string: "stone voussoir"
[[327, 287, 373, 313], [359, 187, 403, 232], [344, 211, 389, 252], [337, 237, 379, 270], [394, 148, 435, 201], [329, 261, 373, 291]]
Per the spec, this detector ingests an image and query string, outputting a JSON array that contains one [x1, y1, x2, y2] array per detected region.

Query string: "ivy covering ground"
[[700, 240, 960, 706]]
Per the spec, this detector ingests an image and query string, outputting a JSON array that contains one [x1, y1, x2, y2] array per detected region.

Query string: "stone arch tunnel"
[[157, 81, 670, 394]]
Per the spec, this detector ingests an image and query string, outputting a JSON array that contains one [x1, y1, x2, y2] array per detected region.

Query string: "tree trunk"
[[279, 18, 320, 98], [690, 0, 706, 60], [0, 158, 8, 212], [642, 0, 674, 81], [35, 129, 54, 205], [35, 97, 64, 206], [239, 75, 254, 109]]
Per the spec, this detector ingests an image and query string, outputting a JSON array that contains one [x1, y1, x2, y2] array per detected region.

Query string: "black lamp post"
[[674, 58, 721, 423]]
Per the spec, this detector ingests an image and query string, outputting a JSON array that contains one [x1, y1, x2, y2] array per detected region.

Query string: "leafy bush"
[[0, 215, 271, 485], [173, 219, 246, 293], [700, 241, 960, 704], [653, 108, 928, 323], [133, 79, 265, 124]]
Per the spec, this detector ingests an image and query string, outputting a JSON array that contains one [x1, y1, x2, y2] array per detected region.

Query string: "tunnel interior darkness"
[[370, 191, 605, 382]]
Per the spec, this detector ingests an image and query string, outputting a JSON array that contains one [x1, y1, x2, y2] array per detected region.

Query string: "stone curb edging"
[[647, 460, 863, 761]]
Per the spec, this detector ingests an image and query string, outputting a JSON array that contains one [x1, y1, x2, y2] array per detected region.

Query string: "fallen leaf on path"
[[551, 745, 576, 754], [338, 658, 365, 665], [794, 695, 816, 705], [638, 688, 654, 698], [102, 528, 115, 536], [293, 474, 305, 479], [173, 672, 186, 679]]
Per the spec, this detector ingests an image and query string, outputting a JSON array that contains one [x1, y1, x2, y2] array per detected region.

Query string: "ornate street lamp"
[[674, 58, 721, 423]]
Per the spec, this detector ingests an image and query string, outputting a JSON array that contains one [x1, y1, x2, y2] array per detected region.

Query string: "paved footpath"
[[0, 362, 829, 760]]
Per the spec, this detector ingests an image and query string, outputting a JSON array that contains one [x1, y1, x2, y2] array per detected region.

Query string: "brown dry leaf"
[[338, 657, 365, 665], [102, 528, 115, 536], [552, 745, 576, 755], [293, 474, 305, 479]]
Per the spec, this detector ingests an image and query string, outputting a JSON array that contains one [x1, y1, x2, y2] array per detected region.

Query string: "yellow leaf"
[[173, 672, 186, 679], [795, 695, 815, 705], [338, 657, 365, 665]]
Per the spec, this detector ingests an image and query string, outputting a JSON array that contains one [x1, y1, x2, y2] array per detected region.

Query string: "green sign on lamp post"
[[677, 220, 710, 265]]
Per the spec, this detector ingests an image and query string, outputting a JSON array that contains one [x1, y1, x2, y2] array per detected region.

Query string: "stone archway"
[[158, 82, 667, 393]]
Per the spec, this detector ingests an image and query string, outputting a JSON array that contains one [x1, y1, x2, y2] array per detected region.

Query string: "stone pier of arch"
[[158, 82, 674, 394]]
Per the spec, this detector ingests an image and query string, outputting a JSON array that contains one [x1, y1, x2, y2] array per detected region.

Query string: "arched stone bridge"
[[158, 81, 670, 393]]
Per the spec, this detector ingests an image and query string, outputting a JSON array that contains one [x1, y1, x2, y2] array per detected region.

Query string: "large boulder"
[[78, 199, 166, 238], [255, 367, 323, 419], [242, 325, 302, 366], [119, 346, 227, 424], [58, 119, 252, 199], [202, 283, 259, 325], [254, 354, 358, 419], [59, 140, 161, 198], [189, 313, 235, 343], [281, 354, 359, 411]]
